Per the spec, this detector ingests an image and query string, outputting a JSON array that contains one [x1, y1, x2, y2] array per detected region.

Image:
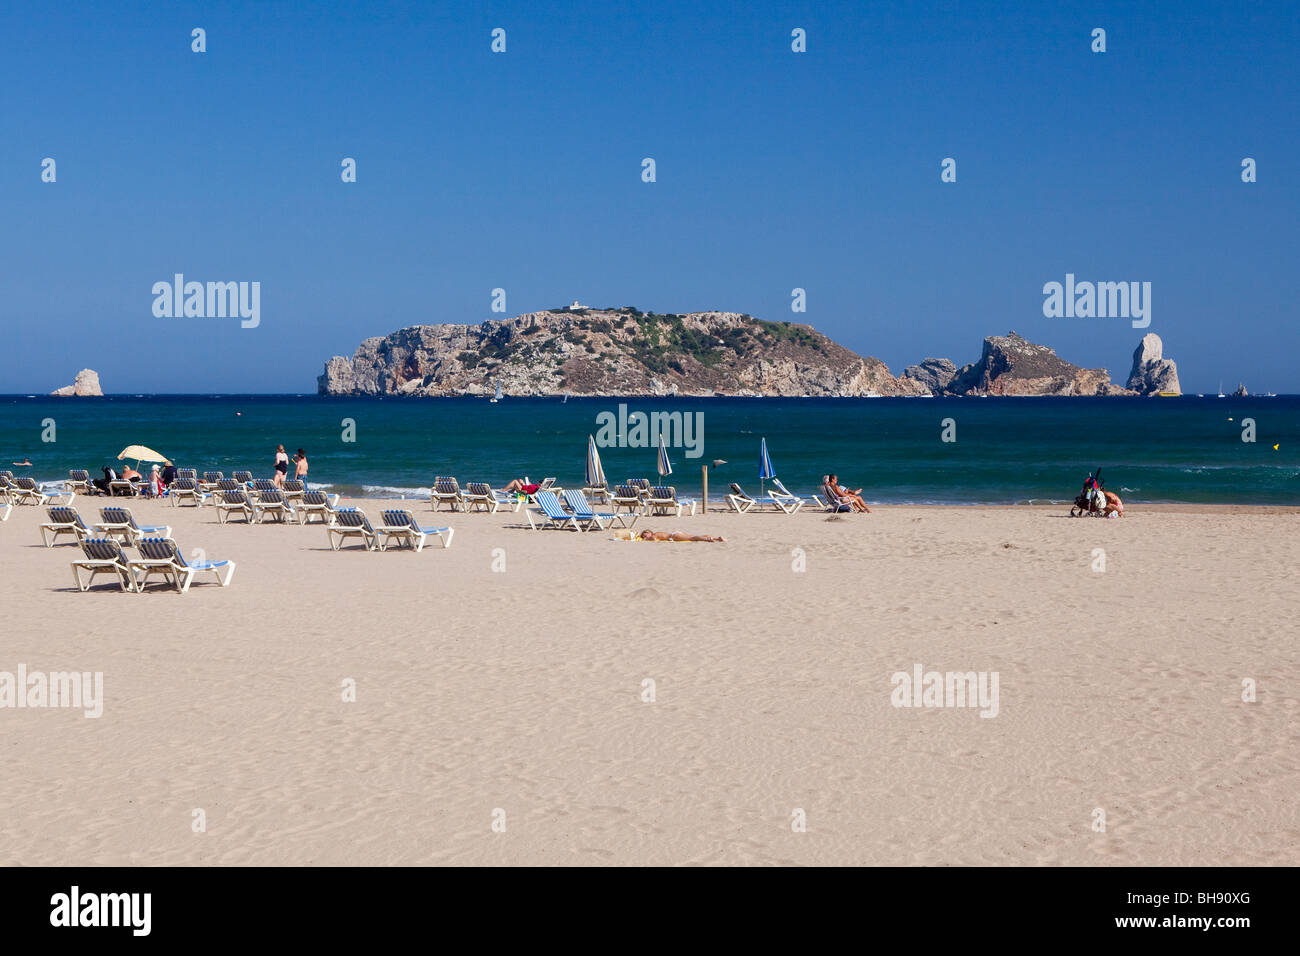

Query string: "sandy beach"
[[1, 495, 1297, 866]]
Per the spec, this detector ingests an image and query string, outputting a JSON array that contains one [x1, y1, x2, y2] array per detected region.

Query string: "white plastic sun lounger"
[[94, 506, 172, 543], [40, 505, 93, 547], [327, 507, 380, 551], [430, 477, 465, 512], [645, 485, 697, 517], [296, 490, 340, 525], [129, 537, 236, 592], [525, 491, 582, 531], [563, 489, 636, 530], [377, 509, 454, 551], [71, 538, 136, 592]]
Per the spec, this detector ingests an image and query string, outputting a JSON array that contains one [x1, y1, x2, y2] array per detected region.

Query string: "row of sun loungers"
[[327, 508, 453, 551], [526, 490, 638, 532], [70, 537, 236, 593]]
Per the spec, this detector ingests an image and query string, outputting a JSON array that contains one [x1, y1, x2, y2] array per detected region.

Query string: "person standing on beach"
[[293, 449, 308, 491], [273, 445, 289, 488]]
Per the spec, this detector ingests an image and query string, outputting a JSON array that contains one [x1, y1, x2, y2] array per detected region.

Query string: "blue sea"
[[2, 395, 1297, 505]]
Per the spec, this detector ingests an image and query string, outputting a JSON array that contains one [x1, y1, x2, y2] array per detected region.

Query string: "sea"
[[2, 394, 1297, 505]]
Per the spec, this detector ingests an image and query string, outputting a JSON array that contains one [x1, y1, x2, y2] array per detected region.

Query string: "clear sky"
[[2, 0, 1296, 393]]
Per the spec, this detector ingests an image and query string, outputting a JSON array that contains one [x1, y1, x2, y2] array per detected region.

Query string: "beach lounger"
[[214, 490, 256, 524], [814, 481, 854, 513], [95, 505, 172, 544], [232, 471, 253, 485], [581, 481, 610, 504], [610, 484, 645, 515], [0, 499, 9, 521], [768, 479, 806, 514], [71, 538, 136, 592], [177, 468, 198, 482], [726, 483, 797, 514], [430, 477, 465, 512], [250, 478, 278, 499], [296, 490, 340, 525], [253, 488, 295, 523], [106, 477, 141, 497], [525, 491, 583, 531], [645, 485, 697, 517], [282, 479, 305, 504], [462, 481, 520, 513], [626, 478, 651, 495], [199, 471, 224, 492], [129, 537, 236, 593], [377, 509, 454, 551], [40, 505, 93, 547], [327, 507, 380, 550], [563, 489, 636, 530], [214, 478, 241, 494], [0, 470, 13, 483], [169, 477, 209, 507], [66, 469, 93, 495], [11, 477, 49, 506]]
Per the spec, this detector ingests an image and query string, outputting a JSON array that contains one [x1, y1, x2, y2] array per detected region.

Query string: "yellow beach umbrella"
[[117, 445, 167, 467]]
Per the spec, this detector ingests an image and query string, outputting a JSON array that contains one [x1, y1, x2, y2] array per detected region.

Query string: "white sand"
[[1, 495, 1297, 865]]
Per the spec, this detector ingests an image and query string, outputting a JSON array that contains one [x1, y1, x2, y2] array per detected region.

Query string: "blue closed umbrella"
[[759, 437, 775, 495], [657, 435, 672, 478]]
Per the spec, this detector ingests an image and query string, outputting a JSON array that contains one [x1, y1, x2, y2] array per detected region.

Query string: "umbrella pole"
[[701, 465, 708, 515]]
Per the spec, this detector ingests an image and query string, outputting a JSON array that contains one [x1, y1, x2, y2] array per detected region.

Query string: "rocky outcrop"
[[945, 332, 1128, 396], [50, 369, 103, 397], [1126, 333, 1181, 395], [903, 358, 959, 395], [319, 309, 927, 397]]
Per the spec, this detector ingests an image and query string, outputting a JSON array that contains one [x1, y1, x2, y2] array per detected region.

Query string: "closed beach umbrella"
[[585, 434, 606, 488], [117, 445, 167, 468], [759, 437, 775, 494], [657, 434, 672, 478]]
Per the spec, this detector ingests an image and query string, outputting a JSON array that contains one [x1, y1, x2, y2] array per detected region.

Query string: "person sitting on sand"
[[636, 529, 726, 542], [1103, 490, 1124, 517], [827, 473, 870, 513], [502, 477, 540, 495]]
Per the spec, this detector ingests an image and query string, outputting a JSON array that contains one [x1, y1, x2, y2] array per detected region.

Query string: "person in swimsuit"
[[827, 473, 870, 513], [502, 478, 540, 495], [293, 449, 308, 491], [636, 529, 726, 542], [273, 445, 289, 488]]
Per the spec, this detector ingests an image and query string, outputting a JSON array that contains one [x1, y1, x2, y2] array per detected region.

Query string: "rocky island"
[[319, 308, 1180, 398], [50, 369, 104, 397]]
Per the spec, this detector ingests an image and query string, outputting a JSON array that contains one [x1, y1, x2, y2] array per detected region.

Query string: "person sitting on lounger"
[[502, 478, 540, 495], [827, 473, 870, 513], [636, 529, 725, 542]]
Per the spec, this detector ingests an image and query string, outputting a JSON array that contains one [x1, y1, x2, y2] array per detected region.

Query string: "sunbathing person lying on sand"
[[631, 529, 725, 542]]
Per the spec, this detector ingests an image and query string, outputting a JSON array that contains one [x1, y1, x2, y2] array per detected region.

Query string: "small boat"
[[1156, 391, 1180, 397]]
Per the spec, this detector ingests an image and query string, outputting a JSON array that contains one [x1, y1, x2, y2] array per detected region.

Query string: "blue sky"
[[2, 0, 1296, 393]]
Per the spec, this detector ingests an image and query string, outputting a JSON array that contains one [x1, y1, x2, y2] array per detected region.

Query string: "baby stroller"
[[1069, 468, 1107, 517]]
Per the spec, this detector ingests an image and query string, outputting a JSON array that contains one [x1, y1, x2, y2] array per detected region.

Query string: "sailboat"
[[562, 392, 569, 404], [490, 381, 503, 403], [1216, 380, 1226, 399]]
